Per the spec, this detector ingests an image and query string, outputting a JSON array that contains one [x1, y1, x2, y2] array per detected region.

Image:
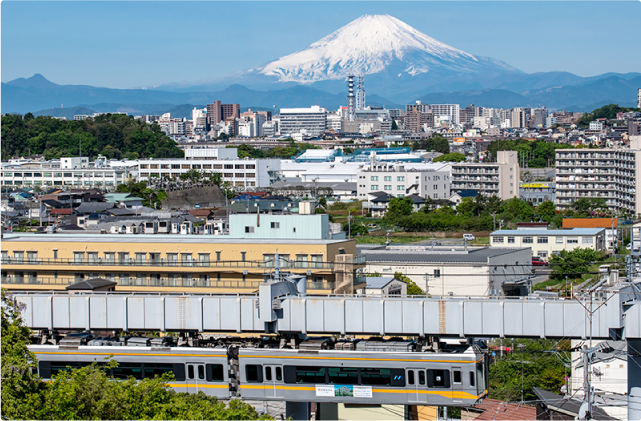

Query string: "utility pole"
[[348, 211, 351, 239]]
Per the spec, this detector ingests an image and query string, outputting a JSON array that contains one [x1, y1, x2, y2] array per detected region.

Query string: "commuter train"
[[30, 336, 488, 406]]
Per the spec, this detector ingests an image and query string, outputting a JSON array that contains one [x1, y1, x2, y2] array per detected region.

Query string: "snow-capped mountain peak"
[[258, 14, 517, 83]]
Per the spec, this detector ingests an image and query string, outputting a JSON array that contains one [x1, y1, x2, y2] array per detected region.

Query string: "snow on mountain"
[[258, 14, 520, 83]]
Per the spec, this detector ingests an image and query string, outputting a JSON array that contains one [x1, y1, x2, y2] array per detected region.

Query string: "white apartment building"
[[356, 162, 451, 201], [555, 142, 641, 215], [451, 151, 519, 200], [191, 107, 207, 133], [431, 104, 460, 125], [589, 121, 604, 131], [1, 157, 130, 190], [490, 228, 606, 260], [134, 157, 280, 189], [279, 106, 327, 136], [158, 113, 186, 136]]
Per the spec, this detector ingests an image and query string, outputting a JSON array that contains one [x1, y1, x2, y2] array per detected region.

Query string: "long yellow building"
[[1, 233, 365, 294]]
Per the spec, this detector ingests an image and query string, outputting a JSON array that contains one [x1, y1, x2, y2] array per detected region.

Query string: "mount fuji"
[[256, 14, 521, 84]]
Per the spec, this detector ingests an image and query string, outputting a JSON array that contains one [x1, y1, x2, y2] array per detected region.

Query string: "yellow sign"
[[521, 183, 549, 188]]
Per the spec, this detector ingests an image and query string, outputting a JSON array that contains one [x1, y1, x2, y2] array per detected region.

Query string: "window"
[[265, 366, 272, 381], [408, 370, 415, 385], [296, 254, 308, 268], [245, 226, 255, 233], [567, 237, 579, 244], [73, 252, 83, 264], [453, 371, 462, 384], [135, 253, 146, 264], [181, 253, 192, 266], [199, 253, 210, 266], [328, 367, 358, 385], [215, 251, 221, 262], [87, 252, 99, 264], [419, 370, 426, 385], [582, 237, 594, 244], [428, 369, 450, 388], [166, 253, 178, 266], [538, 251, 548, 258], [287, 366, 325, 384], [397, 185, 405, 190], [556, 237, 564, 244], [397, 176, 405, 181], [371, 185, 379, 190], [537, 237, 548, 244], [264, 254, 275, 268], [311, 255, 323, 268], [271, 222, 280, 229], [241, 251, 246, 262], [384, 185, 392, 190], [493, 237, 504, 244], [207, 364, 224, 382], [384, 176, 392, 181], [507, 237, 515, 244], [104, 252, 115, 265], [523, 237, 533, 244], [245, 365, 263, 383], [26, 251, 38, 262], [371, 176, 379, 181]]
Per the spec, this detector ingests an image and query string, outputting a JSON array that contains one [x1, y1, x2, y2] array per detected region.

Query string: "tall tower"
[[637, 88, 641, 109], [347, 75, 356, 121], [356, 75, 365, 111]]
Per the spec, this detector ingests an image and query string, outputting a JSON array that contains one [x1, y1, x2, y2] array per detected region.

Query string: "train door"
[[451, 367, 464, 403], [406, 369, 428, 403], [186, 363, 206, 393], [264, 365, 284, 399]]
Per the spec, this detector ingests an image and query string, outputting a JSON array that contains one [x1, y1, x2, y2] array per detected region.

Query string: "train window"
[[245, 364, 263, 383], [198, 365, 205, 380], [469, 371, 475, 387], [328, 367, 358, 385], [418, 370, 426, 385], [265, 366, 272, 381], [112, 363, 144, 380], [453, 370, 462, 384], [144, 363, 174, 378], [476, 362, 486, 391], [427, 369, 450, 388], [187, 365, 195, 380], [276, 367, 282, 381], [50, 361, 83, 376], [173, 364, 186, 381], [408, 370, 415, 385], [286, 366, 325, 384], [206, 364, 224, 382], [360, 368, 391, 386]]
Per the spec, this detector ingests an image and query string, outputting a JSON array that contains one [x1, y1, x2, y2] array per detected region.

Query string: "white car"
[[463, 233, 475, 241]]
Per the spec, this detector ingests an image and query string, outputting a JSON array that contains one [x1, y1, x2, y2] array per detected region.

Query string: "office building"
[[451, 151, 519, 199], [279, 106, 327, 136], [490, 228, 606, 260]]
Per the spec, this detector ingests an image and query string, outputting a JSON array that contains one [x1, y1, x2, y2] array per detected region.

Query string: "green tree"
[[343, 220, 369, 236], [433, 152, 465, 163], [489, 339, 568, 402], [384, 197, 414, 223], [570, 197, 609, 218], [394, 272, 425, 295], [391, 120, 399, 131], [536, 200, 557, 221], [549, 247, 603, 280]]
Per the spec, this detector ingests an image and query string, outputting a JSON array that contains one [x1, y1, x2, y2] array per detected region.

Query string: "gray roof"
[[366, 276, 397, 289], [490, 228, 605, 236], [360, 246, 530, 264], [533, 387, 617, 420], [75, 202, 115, 214], [66, 278, 117, 291]]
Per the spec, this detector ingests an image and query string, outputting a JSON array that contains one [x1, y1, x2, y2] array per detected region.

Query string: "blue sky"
[[2, 1, 640, 88]]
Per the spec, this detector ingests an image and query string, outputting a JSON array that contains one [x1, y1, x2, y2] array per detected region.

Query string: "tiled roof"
[[471, 399, 536, 420]]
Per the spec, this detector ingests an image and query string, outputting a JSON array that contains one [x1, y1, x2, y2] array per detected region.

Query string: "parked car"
[[532, 257, 548, 266], [463, 233, 475, 241]]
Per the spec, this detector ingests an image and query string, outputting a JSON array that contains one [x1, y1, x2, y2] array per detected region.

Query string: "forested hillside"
[[1, 113, 184, 161]]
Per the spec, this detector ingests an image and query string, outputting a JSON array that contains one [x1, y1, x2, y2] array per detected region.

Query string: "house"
[[449, 189, 479, 205], [360, 244, 532, 296], [462, 398, 536, 420], [533, 387, 617, 420], [365, 276, 407, 295], [66, 278, 117, 292], [490, 228, 607, 260], [365, 191, 395, 217]]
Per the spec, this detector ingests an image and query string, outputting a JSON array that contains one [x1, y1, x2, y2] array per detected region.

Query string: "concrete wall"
[[229, 214, 330, 240]]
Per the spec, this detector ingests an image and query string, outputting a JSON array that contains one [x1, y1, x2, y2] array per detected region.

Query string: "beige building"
[[0, 233, 365, 294], [451, 151, 519, 200]]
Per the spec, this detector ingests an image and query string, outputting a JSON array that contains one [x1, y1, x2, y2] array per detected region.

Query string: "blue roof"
[[366, 276, 397, 289], [454, 190, 478, 198], [490, 228, 605, 236]]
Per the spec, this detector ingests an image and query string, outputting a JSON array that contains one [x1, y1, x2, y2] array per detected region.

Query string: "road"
[[531, 267, 552, 286]]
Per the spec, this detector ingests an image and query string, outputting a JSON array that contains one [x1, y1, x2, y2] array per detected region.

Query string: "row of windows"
[[139, 163, 256, 170], [492, 236, 594, 245], [38, 361, 224, 382], [370, 176, 406, 182], [3, 172, 121, 178], [245, 365, 473, 389]]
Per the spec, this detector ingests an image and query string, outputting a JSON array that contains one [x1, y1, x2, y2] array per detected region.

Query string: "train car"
[[237, 345, 487, 406], [30, 344, 232, 399]]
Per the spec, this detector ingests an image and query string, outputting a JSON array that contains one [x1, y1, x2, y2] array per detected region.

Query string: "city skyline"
[[2, 1, 640, 90]]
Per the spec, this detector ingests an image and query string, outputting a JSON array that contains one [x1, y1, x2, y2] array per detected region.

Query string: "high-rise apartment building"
[[357, 162, 451, 201], [206, 101, 240, 127], [555, 141, 641, 216], [430, 104, 460, 125], [451, 151, 519, 200]]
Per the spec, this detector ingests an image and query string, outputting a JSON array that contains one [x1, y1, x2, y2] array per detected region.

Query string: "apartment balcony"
[[0, 256, 366, 273]]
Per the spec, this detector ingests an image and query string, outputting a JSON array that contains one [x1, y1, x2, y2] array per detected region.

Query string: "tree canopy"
[[433, 152, 466, 163], [411, 134, 450, 154], [486, 139, 569, 168], [1, 114, 184, 161], [0, 288, 272, 420]]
